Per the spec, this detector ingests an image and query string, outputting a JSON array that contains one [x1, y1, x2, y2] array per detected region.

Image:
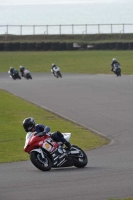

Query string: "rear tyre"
[[72, 145, 88, 168], [30, 151, 52, 171]]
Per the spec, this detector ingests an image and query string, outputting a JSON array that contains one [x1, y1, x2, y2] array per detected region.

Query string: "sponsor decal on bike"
[[43, 142, 52, 151]]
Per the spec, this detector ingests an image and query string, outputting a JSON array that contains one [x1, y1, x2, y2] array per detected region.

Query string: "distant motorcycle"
[[8, 70, 21, 80], [24, 132, 88, 171], [51, 66, 62, 78], [23, 69, 32, 80], [112, 63, 121, 76]]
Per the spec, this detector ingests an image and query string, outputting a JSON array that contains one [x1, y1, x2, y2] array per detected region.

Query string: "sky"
[[0, 0, 125, 5]]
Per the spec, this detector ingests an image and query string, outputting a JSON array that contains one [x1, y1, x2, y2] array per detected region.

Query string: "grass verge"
[[109, 198, 133, 200], [0, 89, 109, 163], [0, 50, 133, 74]]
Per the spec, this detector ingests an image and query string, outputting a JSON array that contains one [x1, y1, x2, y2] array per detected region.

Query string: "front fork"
[[31, 148, 45, 159]]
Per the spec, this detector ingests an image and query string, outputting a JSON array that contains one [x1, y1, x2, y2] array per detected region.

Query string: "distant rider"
[[23, 117, 72, 150], [111, 58, 120, 72], [9, 66, 15, 76], [20, 66, 25, 77], [51, 63, 58, 74], [9, 67, 19, 77]]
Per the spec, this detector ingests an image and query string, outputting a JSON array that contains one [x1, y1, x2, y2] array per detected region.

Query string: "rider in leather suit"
[[111, 58, 120, 72], [23, 117, 71, 149], [20, 66, 25, 77]]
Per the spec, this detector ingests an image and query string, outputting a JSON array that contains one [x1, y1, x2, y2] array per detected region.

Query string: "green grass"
[[109, 198, 133, 200], [0, 89, 109, 163], [0, 50, 133, 74]]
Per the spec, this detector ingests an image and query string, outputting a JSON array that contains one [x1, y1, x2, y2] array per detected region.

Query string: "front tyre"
[[27, 73, 32, 79], [116, 68, 121, 77], [30, 151, 52, 171], [72, 145, 88, 168], [58, 71, 62, 78]]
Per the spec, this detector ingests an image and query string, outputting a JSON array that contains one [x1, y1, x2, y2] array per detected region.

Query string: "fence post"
[[86, 24, 87, 34], [6, 25, 8, 34], [98, 24, 100, 34], [60, 25, 61, 35], [33, 25, 35, 35], [123, 24, 124, 33], [46, 25, 48, 35], [111, 24, 112, 34], [20, 25, 22, 35], [72, 24, 74, 34]]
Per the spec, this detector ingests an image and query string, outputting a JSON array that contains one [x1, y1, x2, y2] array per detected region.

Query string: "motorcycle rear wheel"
[[30, 151, 52, 171], [72, 145, 88, 168]]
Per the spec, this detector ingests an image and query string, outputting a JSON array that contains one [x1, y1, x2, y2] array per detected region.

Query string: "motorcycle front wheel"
[[30, 151, 52, 171], [72, 145, 88, 168], [57, 71, 62, 78], [30, 75, 32, 79], [27, 73, 32, 79]]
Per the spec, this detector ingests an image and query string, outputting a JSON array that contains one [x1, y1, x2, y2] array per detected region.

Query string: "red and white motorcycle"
[[24, 132, 88, 171]]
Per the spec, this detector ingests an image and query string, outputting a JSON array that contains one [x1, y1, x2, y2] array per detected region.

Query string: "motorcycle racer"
[[20, 66, 25, 77], [23, 117, 71, 150], [51, 63, 62, 78], [9, 66, 15, 76], [51, 63, 59, 74], [51, 63, 56, 70], [111, 58, 120, 72]]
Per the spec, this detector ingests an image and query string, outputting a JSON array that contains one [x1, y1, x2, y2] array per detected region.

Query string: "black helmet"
[[23, 117, 35, 132]]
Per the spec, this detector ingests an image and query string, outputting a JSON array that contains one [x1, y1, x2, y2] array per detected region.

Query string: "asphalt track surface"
[[0, 72, 133, 200]]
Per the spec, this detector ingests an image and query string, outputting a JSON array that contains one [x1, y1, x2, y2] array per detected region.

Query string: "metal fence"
[[0, 23, 133, 35]]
